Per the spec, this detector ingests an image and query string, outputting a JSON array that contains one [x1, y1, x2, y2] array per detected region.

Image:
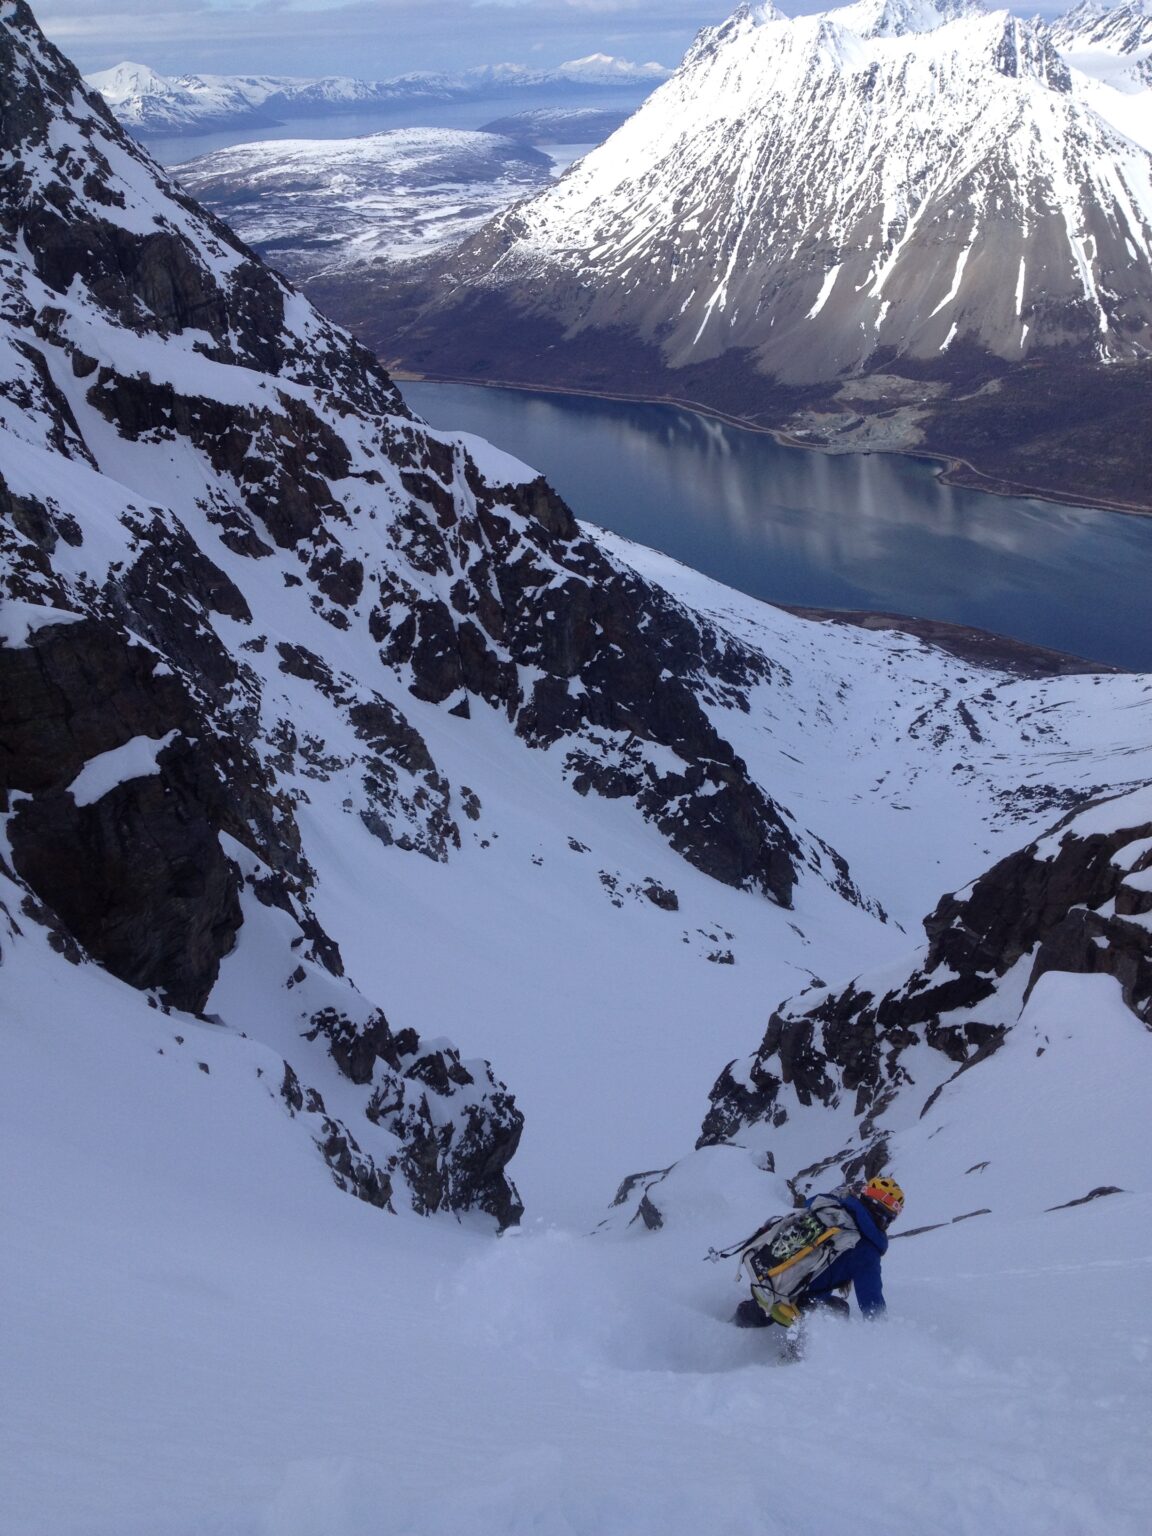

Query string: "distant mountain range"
[[87, 54, 671, 137], [373, 0, 1152, 511], [1052, 0, 1152, 80], [478, 107, 633, 145]]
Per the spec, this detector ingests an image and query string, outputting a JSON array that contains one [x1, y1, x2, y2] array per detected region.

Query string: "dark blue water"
[[402, 382, 1152, 671], [143, 89, 651, 165]]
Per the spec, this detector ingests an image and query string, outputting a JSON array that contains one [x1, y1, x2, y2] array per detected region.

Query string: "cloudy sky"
[[37, 0, 745, 77], [35, 0, 1060, 81]]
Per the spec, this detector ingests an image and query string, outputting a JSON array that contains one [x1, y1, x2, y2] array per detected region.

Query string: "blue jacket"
[[801, 1194, 888, 1316]]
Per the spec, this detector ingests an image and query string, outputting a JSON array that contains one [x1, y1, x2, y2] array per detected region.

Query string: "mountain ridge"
[[87, 53, 671, 138], [0, 0, 872, 1230]]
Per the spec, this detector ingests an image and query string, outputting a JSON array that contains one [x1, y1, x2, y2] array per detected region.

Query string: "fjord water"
[[404, 382, 1152, 671], [142, 88, 651, 165]]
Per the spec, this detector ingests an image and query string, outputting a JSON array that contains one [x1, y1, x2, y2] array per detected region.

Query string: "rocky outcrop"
[[1, 615, 243, 1009], [924, 811, 1152, 1019], [0, 0, 531, 1221], [700, 787, 1152, 1164], [304, 1002, 523, 1228], [285, 1030, 524, 1229], [280, 1063, 396, 1211], [367, 466, 813, 904]]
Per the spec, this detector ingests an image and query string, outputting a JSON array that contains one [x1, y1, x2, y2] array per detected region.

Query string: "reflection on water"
[[403, 382, 1152, 671]]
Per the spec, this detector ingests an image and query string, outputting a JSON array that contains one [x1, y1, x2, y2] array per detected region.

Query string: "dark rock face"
[[1, 615, 188, 798], [700, 791, 1152, 1165], [923, 814, 1152, 1022], [10, 749, 242, 1014], [1, 617, 243, 1010], [363, 441, 834, 908]]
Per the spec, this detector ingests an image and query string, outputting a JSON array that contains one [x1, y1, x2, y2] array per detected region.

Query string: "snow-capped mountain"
[[171, 129, 555, 282], [383, 0, 1152, 509], [86, 54, 671, 138], [544, 53, 670, 86], [85, 61, 314, 133], [400, 0, 1152, 377], [1054, 0, 1152, 151]]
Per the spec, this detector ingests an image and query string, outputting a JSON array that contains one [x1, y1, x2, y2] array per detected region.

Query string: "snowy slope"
[[695, 782, 1152, 1185], [171, 129, 555, 279], [5, 861, 1151, 1536], [394, 0, 1152, 384]]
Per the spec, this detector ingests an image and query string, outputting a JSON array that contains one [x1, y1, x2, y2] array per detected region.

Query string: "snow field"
[[5, 858, 1150, 1536], [5, 939, 1149, 1536], [171, 130, 557, 272], [298, 737, 869, 1210]]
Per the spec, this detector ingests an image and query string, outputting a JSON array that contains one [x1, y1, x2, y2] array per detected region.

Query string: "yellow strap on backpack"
[[761, 1225, 841, 1279]]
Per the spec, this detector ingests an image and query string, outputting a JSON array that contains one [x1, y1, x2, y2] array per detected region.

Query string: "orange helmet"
[[862, 1176, 905, 1219]]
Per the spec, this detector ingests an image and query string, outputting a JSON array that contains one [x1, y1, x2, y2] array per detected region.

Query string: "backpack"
[[735, 1195, 861, 1312]]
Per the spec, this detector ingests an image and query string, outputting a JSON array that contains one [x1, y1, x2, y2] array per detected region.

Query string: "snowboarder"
[[730, 1176, 905, 1329]]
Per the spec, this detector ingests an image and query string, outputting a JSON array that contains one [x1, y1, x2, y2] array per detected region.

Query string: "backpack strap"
[[704, 1213, 785, 1263]]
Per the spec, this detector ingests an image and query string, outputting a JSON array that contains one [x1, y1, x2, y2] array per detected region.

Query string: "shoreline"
[[394, 367, 1139, 677], [776, 606, 1125, 679], [390, 367, 1152, 521]]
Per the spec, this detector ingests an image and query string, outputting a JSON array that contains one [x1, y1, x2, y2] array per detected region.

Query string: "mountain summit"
[[383, 0, 1152, 508]]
